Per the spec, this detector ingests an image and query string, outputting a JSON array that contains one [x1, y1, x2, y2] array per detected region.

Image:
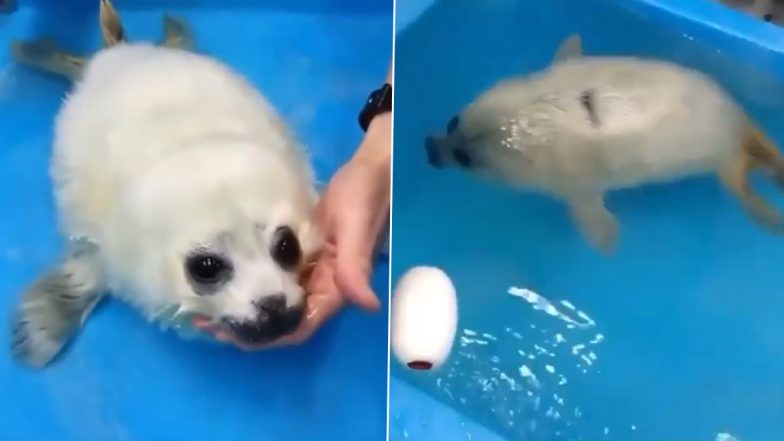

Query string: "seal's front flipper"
[[10, 242, 106, 369], [567, 192, 618, 254], [10, 38, 86, 81], [161, 15, 195, 51], [99, 0, 126, 47]]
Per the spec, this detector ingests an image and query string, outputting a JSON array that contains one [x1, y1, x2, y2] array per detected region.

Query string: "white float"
[[391, 266, 458, 371]]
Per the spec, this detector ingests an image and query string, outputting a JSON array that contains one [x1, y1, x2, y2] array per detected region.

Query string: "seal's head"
[[100, 139, 320, 346], [424, 86, 555, 188], [425, 35, 587, 189]]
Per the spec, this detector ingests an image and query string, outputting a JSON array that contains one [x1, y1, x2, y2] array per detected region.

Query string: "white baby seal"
[[391, 266, 458, 371], [10, 32, 320, 367], [425, 33, 784, 252]]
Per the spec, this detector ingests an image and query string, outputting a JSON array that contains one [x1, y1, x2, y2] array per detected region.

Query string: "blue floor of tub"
[[390, 1, 784, 441], [389, 377, 506, 441], [0, 4, 390, 441]]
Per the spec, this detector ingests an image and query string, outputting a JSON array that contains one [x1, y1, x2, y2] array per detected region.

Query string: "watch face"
[[367, 91, 380, 106], [359, 84, 392, 131]]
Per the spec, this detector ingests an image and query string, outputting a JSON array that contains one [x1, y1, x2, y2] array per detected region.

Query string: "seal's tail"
[[10, 242, 106, 369]]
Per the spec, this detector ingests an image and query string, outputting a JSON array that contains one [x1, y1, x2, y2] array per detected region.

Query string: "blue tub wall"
[[20, 0, 393, 13], [394, 0, 437, 35], [391, 0, 784, 440], [0, 2, 391, 441]]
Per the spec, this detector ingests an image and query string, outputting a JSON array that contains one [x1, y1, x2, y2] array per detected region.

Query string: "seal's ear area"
[[553, 33, 583, 64]]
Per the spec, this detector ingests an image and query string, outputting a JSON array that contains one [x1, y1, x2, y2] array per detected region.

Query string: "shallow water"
[[390, 1, 784, 440], [0, 2, 391, 440]]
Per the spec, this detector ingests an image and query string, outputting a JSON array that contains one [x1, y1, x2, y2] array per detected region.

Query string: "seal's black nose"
[[425, 136, 442, 168], [224, 295, 304, 344]]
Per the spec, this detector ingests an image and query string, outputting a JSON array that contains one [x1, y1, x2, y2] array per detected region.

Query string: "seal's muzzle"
[[222, 295, 304, 344]]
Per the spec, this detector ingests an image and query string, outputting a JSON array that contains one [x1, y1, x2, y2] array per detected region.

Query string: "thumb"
[[335, 260, 380, 311]]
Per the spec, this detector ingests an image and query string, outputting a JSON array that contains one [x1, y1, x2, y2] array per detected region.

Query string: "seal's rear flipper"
[[743, 124, 784, 188], [719, 151, 784, 234], [10, 242, 106, 369], [162, 15, 195, 51], [10, 38, 86, 81], [99, 0, 126, 47], [718, 123, 784, 233]]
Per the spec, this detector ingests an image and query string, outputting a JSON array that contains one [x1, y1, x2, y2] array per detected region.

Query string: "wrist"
[[353, 113, 391, 170], [365, 111, 391, 145], [354, 64, 393, 173]]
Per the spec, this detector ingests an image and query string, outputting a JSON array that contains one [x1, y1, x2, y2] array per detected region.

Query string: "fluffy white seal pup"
[[425, 33, 784, 252], [10, 11, 320, 369]]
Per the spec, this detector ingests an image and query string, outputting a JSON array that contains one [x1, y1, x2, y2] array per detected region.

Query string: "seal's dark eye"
[[185, 253, 232, 288], [764, 13, 773, 22], [447, 116, 459, 134], [271, 226, 301, 270], [453, 148, 472, 167]]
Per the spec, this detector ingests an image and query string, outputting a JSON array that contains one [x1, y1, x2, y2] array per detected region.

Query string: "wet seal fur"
[[426, 33, 784, 253], [10, 1, 320, 368]]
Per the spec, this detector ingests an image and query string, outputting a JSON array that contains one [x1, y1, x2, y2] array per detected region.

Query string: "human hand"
[[274, 112, 391, 345], [195, 113, 391, 350]]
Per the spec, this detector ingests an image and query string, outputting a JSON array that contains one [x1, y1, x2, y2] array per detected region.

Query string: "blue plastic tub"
[[0, 1, 391, 440], [390, 0, 784, 440]]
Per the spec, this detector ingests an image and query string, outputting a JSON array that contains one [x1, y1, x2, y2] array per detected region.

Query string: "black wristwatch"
[[358, 83, 392, 132]]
